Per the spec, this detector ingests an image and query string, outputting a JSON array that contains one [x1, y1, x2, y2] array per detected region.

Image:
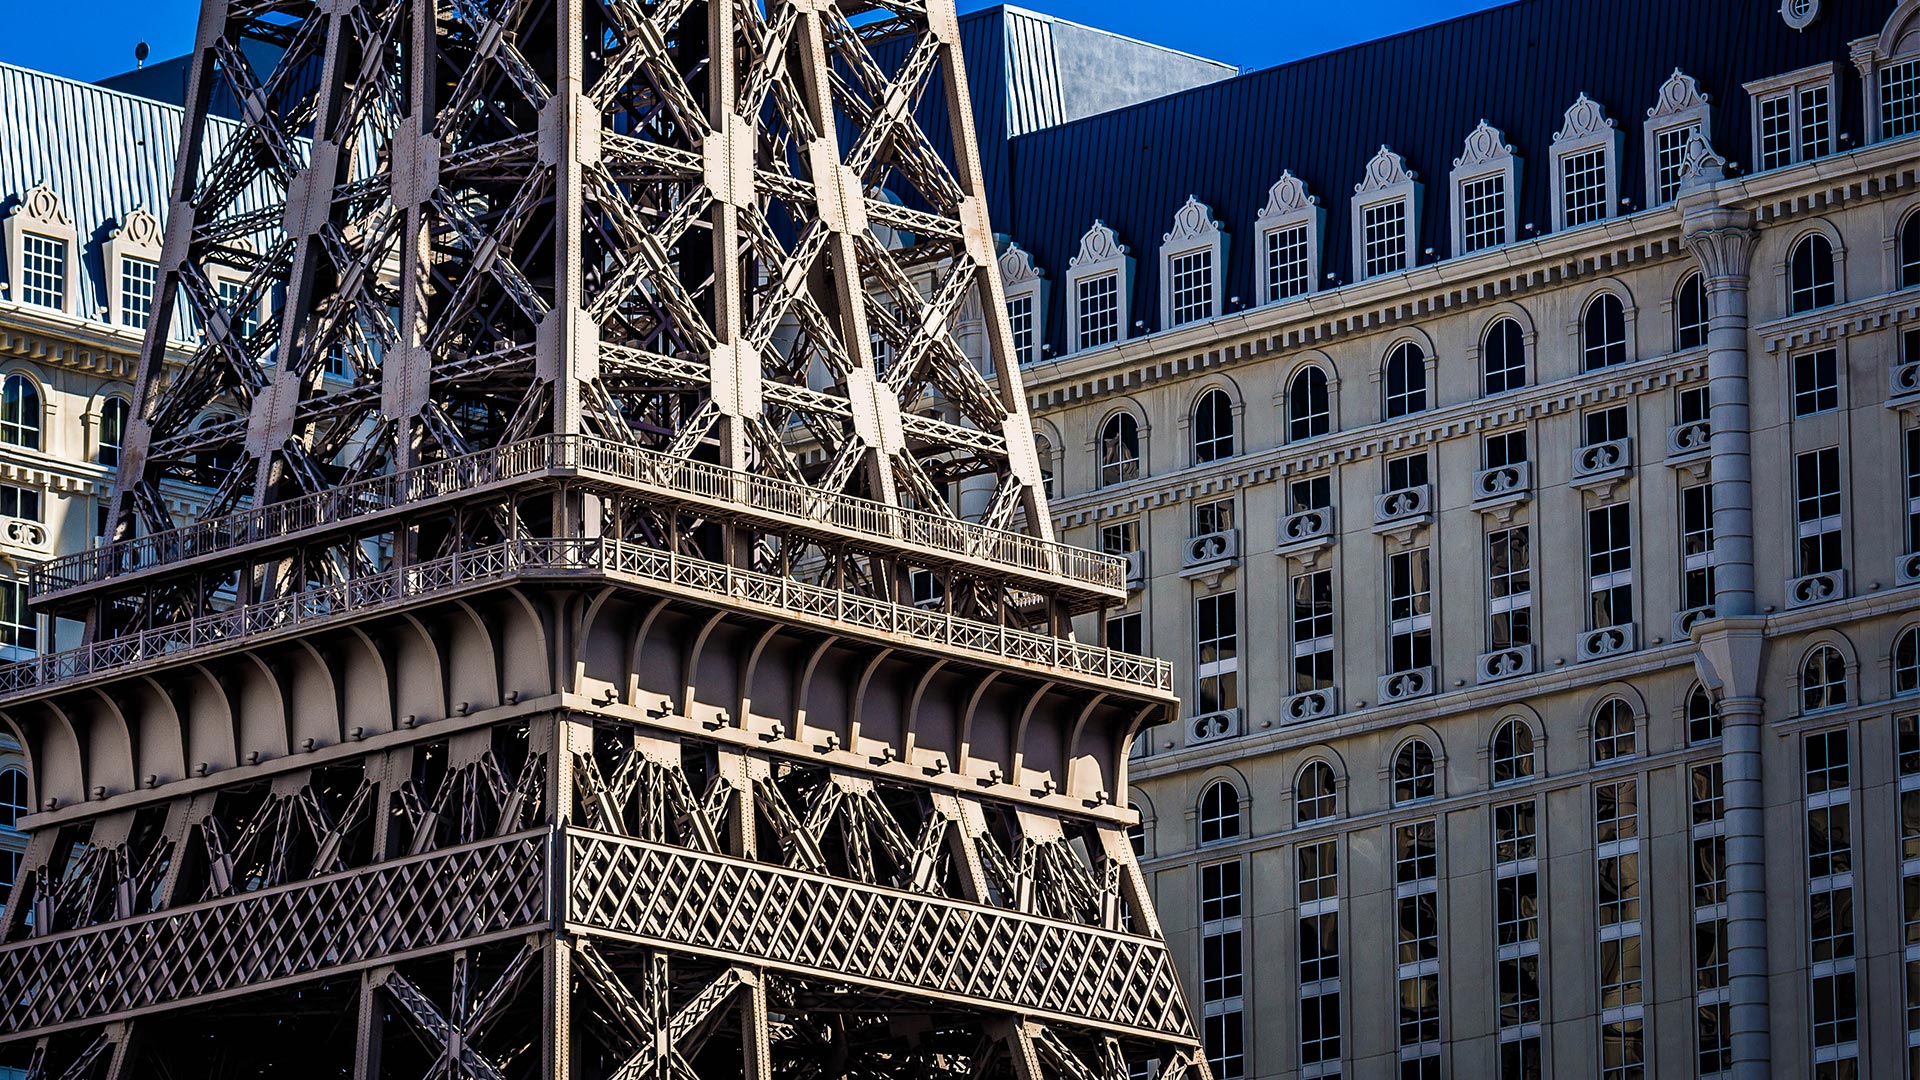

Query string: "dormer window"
[[1160, 197, 1226, 329], [1065, 221, 1132, 353], [1449, 121, 1518, 256], [120, 258, 158, 329], [1255, 172, 1321, 304], [1745, 64, 1836, 171], [3, 185, 77, 316], [1351, 146, 1419, 281], [1853, 5, 1920, 142], [19, 235, 66, 311], [105, 206, 165, 331], [996, 242, 1047, 367], [1645, 70, 1712, 205], [1551, 94, 1621, 230]]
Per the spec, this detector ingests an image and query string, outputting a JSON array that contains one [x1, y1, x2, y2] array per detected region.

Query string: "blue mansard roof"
[[995, 0, 1899, 357]]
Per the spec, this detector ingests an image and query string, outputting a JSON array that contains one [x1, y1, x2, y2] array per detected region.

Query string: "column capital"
[[1681, 206, 1758, 284]]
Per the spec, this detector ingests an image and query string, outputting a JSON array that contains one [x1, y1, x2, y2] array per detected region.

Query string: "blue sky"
[[0, 0, 1510, 85]]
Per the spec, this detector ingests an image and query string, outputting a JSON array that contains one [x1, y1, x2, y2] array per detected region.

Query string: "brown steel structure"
[[0, 0, 1204, 1076]]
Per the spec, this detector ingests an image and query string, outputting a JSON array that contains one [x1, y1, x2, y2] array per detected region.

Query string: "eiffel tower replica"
[[0, 0, 1205, 1077]]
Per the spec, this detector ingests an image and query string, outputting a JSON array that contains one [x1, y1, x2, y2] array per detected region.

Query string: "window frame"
[[1481, 316, 1529, 395], [1744, 63, 1838, 173], [1644, 69, 1713, 206], [105, 205, 165, 331], [1096, 411, 1142, 489], [0, 373, 43, 452], [1786, 231, 1840, 314], [1160, 196, 1227, 330], [1383, 341, 1430, 419], [1581, 292, 1630, 372], [1063, 222, 1132, 354], [1675, 271, 1709, 351], [996, 242, 1047, 368], [3, 185, 78, 317], [1198, 779, 1242, 845], [1190, 387, 1237, 465], [1550, 94, 1622, 232], [1286, 364, 1333, 443], [1450, 121, 1518, 257], [1350, 147, 1420, 282], [1255, 172, 1322, 304]]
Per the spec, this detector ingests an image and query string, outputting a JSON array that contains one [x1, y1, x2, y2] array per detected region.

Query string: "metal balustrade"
[[0, 537, 1171, 700], [34, 435, 1125, 598]]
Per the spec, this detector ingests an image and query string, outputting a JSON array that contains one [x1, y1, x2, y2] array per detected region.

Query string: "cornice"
[[0, 302, 192, 378]]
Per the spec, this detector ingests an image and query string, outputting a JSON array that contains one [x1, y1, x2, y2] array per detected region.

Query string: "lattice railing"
[[565, 829, 1194, 1040], [0, 831, 547, 1040], [36, 435, 1123, 596], [0, 539, 1170, 699]]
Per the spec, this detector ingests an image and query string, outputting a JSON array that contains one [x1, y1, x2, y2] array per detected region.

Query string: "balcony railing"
[[1373, 484, 1431, 529], [1578, 623, 1636, 662], [1282, 687, 1338, 724], [1572, 437, 1633, 486], [1666, 420, 1710, 461], [1278, 507, 1335, 553], [0, 538, 1171, 701], [35, 435, 1125, 599], [1785, 569, 1846, 609], [1183, 708, 1243, 747], [1471, 462, 1530, 508], [1476, 645, 1535, 683], [0, 518, 48, 554], [1180, 529, 1240, 576], [1377, 666, 1434, 704]]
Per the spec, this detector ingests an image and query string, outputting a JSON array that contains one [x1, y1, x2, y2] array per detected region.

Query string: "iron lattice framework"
[[0, 0, 1205, 1076]]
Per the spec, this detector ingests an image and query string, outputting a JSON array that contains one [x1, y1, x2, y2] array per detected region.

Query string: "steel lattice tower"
[[0, 0, 1205, 1077]]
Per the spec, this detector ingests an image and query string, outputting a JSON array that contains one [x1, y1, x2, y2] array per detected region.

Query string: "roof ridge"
[[0, 59, 191, 119]]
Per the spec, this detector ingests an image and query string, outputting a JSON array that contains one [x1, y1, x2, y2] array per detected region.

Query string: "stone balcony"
[[1372, 484, 1432, 532], [1377, 666, 1434, 704], [1571, 437, 1633, 489], [1666, 419, 1710, 463], [1180, 529, 1241, 579], [1277, 507, 1335, 559], [1471, 462, 1531, 515], [1183, 708, 1244, 747], [1476, 644, 1536, 683], [1578, 622, 1636, 662], [1281, 687, 1339, 724], [1785, 569, 1846, 609]]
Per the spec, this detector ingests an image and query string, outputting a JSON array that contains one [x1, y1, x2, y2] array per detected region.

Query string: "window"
[[1461, 173, 1508, 254], [1288, 367, 1330, 442], [1795, 447, 1843, 577], [1296, 762, 1336, 823], [1803, 730, 1857, 1072], [1076, 273, 1120, 351], [1582, 294, 1627, 371], [1100, 519, 1137, 555], [1488, 526, 1532, 651], [1199, 780, 1240, 844], [1587, 503, 1633, 631], [1788, 234, 1837, 314], [1393, 740, 1435, 805], [1196, 594, 1239, 715], [1265, 222, 1311, 301], [1652, 122, 1697, 205], [1681, 482, 1715, 612], [1752, 73, 1833, 171], [0, 581, 35, 654], [98, 398, 130, 467], [1594, 778, 1643, 1077], [217, 278, 260, 339], [1192, 389, 1234, 463], [1881, 55, 1920, 141], [0, 376, 41, 451], [1494, 799, 1541, 1078], [1792, 350, 1838, 416], [1687, 684, 1721, 743], [1387, 452, 1427, 494], [1105, 611, 1142, 655], [1031, 434, 1053, 499], [1493, 719, 1535, 784], [1126, 804, 1146, 858], [1006, 294, 1035, 366], [1584, 405, 1628, 448], [1896, 627, 1920, 696], [1384, 342, 1427, 418], [1361, 199, 1408, 279], [1291, 570, 1334, 694], [1192, 498, 1234, 538], [1897, 714, 1920, 1071], [18, 234, 66, 310], [1482, 317, 1526, 394], [1801, 645, 1847, 713], [1907, 429, 1920, 553], [1484, 430, 1528, 468], [1297, 839, 1342, 1069], [1200, 859, 1245, 1079], [1098, 413, 1140, 487], [0, 767, 24, 830], [1592, 698, 1637, 762], [1290, 475, 1331, 514], [1902, 212, 1920, 289], [1394, 820, 1442, 1072], [120, 256, 158, 330], [1562, 149, 1609, 227], [1690, 759, 1731, 1075], [0, 486, 41, 523], [1388, 547, 1433, 676], [1169, 249, 1215, 327], [1677, 272, 1708, 350]]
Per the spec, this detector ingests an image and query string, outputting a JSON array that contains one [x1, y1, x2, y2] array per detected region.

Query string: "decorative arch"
[[1196, 769, 1247, 844], [1793, 633, 1857, 713], [1381, 330, 1435, 419], [1283, 359, 1335, 443], [1895, 623, 1920, 696], [0, 367, 45, 452], [1292, 756, 1341, 824], [1185, 379, 1241, 465], [1782, 221, 1844, 313], [1490, 715, 1537, 784], [1898, 203, 1920, 290], [1674, 268, 1709, 350], [1587, 688, 1646, 763], [1574, 282, 1637, 372]]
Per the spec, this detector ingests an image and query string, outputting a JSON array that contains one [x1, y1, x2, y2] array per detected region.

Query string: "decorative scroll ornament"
[[11, 183, 71, 228], [1678, 131, 1730, 191], [1069, 220, 1129, 268], [997, 242, 1044, 285], [1554, 93, 1616, 142], [1355, 146, 1416, 194], [1162, 196, 1222, 244], [1256, 171, 1317, 222], [1648, 68, 1710, 119], [112, 206, 163, 250], [1454, 120, 1515, 169]]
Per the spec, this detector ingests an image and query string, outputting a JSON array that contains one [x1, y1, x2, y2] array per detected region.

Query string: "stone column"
[[1682, 178, 1771, 1080]]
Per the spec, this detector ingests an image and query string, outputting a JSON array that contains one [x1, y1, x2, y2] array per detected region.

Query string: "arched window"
[[1199, 780, 1241, 844], [1492, 718, 1535, 783], [1296, 761, 1336, 823], [1788, 233, 1837, 313], [1896, 626, 1920, 696], [1192, 389, 1235, 464], [0, 766, 25, 829], [1126, 802, 1146, 857], [1676, 272, 1708, 350], [1033, 433, 1054, 499], [98, 397, 130, 467], [1098, 413, 1140, 488], [1902, 212, 1920, 290], [1801, 645, 1847, 712], [1686, 684, 1720, 743], [1392, 739, 1435, 804], [0, 375, 41, 450], [1482, 318, 1526, 394], [1591, 698, 1636, 762], [1582, 294, 1626, 371], [1287, 367, 1330, 442], [1384, 342, 1428, 418]]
